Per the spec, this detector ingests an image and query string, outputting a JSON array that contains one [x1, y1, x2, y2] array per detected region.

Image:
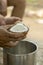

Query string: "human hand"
[[0, 26, 26, 47]]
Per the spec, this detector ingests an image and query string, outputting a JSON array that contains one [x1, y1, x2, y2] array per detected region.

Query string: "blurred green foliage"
[[26, 0, 36, 2]]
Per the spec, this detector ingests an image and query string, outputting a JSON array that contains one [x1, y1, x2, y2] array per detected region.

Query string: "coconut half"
[[10, 22, 29, 33]]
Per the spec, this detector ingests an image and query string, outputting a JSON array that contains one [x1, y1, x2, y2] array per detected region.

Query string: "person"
[[0, 0, 26, 47], [0, 1, 25, 65]]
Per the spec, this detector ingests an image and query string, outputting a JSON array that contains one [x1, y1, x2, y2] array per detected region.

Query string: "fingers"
[[0, 15, 22, 25], [4, 41, 19, 47], [5, 17, 22, 25], [0, 26, 26, 47], [0, 41, 19, 47], [6, 30, 26, 41], [0, 34, 26, 47], [0, 15, 6, 25]]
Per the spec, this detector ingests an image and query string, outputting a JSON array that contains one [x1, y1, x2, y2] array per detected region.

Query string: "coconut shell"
[[8, 22, 29, 41]]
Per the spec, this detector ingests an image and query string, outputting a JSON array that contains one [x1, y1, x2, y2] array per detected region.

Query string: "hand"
[[0, 14, 22, 25], [0, 26, 26, 47], [0, 15, 23, 47], [0, 27, 19, 47], [5, 16, 22, 25]]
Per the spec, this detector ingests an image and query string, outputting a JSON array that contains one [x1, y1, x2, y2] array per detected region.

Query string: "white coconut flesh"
[[10, 23, 28, 32]]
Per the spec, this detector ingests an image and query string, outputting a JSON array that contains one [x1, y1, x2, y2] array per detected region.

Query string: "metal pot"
[[3, 41, 37, 65]]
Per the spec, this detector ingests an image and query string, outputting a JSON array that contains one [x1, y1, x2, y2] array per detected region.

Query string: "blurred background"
[[0, 0, 43, 65]]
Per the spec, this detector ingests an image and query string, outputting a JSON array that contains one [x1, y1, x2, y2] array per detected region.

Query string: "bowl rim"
[[5, 41, 37, 56]]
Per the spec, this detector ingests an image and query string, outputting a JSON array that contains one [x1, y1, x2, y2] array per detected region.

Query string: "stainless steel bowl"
[[3, 41, 37, 65]]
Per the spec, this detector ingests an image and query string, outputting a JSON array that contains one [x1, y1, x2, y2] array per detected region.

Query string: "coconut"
[[10, 22, 28, 33], [9, 22, 29, 41]]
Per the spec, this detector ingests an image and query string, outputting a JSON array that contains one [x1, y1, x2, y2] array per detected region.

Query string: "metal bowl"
[[3, 41, 37, 65]]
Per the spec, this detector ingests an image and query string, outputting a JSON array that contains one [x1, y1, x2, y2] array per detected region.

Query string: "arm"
[[0, 0, 7, 16], [7, 0, 26, 18]]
